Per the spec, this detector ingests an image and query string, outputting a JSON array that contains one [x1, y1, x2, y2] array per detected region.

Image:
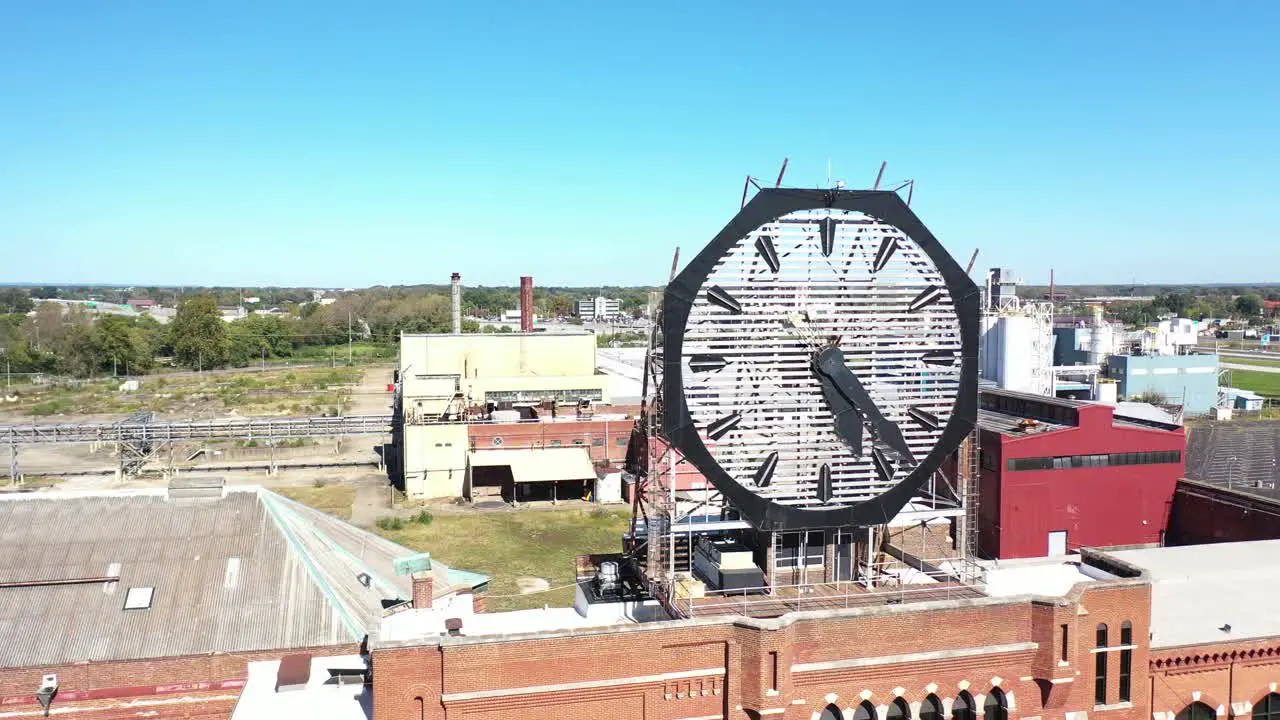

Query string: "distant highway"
[[1222, 363, 1280, 375]]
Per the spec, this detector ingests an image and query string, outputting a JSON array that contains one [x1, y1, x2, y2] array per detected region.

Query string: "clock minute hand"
[[812, 345, 917, 466]]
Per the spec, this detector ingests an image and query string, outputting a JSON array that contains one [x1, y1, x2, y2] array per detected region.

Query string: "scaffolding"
[[629, 338, 984, 619]]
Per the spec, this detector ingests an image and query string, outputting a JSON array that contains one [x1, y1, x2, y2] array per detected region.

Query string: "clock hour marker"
[[872, 236, 899, 273], [688, 354, 728, 374], [908, 285, 943, 312], [907, 406, 941, 431], [706, 285, 743, 314], [872, 448, 894, 483], [753, 451, 779, 488], [921, 350, 956, 367], [817, 463, 833, 502], [754, 235, 781, 273], [818, 217, 837, 257], [706, 412, 742, 441]]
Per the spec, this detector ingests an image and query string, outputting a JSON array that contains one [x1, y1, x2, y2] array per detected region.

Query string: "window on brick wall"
[[1095, 623, 1109, 705], [1119, 620, 1133, 703], [920, 694, 942, 720], [854, 701, 876, 720], [1176, 703, 1216, 720], [953, 691, 976, 720], [985, 688, 1008, 720], [819, 704, 842, 720], [888, 697, 911, 720], [1254, 694, 1280, 720]]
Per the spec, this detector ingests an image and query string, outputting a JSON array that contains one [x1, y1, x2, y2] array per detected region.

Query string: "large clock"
[[661, 188, 979, 531]]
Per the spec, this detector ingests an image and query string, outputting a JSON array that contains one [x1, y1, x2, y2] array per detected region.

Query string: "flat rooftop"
[[1108, 540, 1280, 648], [376, 539, 1280, 652]]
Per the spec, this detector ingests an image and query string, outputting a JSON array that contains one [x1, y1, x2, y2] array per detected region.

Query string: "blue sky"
[[1, 1, 1277, 287]]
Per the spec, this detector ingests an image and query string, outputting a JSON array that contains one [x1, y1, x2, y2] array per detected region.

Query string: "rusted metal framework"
[[4, 414, 392, 482]]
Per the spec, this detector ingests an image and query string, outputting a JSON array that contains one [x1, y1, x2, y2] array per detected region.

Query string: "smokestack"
[[520, 276, 534, 332], [451, 272, 462, 334]]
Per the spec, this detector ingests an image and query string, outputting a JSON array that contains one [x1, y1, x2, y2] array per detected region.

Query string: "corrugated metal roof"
[[0, 487, 487, 668]]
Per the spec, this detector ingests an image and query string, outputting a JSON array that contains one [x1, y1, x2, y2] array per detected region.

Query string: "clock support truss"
[[626, 324, 985, 620]]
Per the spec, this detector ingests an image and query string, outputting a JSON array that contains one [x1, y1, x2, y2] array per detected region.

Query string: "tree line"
[[0, 283, 660, 378], [1080, 292, 1271, 327]]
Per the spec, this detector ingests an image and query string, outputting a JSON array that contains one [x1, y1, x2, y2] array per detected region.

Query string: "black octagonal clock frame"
[[661, 188, 980, 531]]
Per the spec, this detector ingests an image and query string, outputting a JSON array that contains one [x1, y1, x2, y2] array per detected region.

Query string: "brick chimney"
[[520, 276, 534, 332], [411, 571, 434, 609], [472, 592, 486, 614]]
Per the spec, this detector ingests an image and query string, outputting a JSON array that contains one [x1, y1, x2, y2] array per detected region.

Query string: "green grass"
[[274, 484, 358, 520], [9, 366, 362, 417], [374, 507, 632, 611], [290, 342, 396, 363], [1224, 369, 1280, 398]]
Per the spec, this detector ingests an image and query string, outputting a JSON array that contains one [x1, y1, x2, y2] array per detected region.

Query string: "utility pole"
[[348, 311, 353, 366]]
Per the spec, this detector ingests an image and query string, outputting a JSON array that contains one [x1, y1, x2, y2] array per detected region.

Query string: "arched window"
[[854, 701, 877, 720], [1096, 623, 1109, 704], [1119, 621, 1134, 703], [888, 697, 911, 720], [985, 688, 1008, 720], [1254, 694, 1280, 720], [953, 691, 976, 720], [920, 694, 943, 720], [819, 704, 843, 720], [1176, 702, 1216, 720]]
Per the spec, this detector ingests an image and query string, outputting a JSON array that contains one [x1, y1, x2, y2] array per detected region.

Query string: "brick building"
[[977, 388, 1186, 558], [0, 485, 486, 719], [1166, 479, 1280, 546], [367, 540, 1280, 720]]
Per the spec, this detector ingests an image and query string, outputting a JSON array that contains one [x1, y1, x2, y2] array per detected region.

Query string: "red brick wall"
[[371, 583, 1158, 720], [0, 643, 359, 719], [1151, 639, 1280, 720], [469, 419, 630, 464]]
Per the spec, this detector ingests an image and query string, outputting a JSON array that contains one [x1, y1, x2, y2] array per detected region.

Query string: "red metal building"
[[976, 388, 1186, 558]]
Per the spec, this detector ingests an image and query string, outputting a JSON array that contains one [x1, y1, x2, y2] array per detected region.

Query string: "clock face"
[[662, 189, 978, 531]]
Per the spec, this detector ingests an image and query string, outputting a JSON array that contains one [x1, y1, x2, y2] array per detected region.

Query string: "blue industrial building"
[[1105, 353, 1219, 415], [1053, 327, 1092, 366]]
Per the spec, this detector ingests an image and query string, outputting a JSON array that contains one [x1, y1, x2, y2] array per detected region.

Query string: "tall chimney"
[[520, 276, 534, 332], [450, 272, 462, 334]]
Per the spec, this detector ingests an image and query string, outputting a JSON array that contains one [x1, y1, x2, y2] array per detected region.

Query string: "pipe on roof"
[[0, 576, 119, 589]]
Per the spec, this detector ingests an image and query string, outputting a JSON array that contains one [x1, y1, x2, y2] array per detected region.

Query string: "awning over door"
[[468, 448, 597, 483]]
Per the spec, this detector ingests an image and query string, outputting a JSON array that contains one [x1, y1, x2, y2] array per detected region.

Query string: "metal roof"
[[0, 487, 487, 668], [468, 448, 597, 482], [976, 409, 1070, 436]]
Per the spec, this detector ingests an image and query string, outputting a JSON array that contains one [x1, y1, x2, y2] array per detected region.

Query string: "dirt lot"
[[1, 364, 397, 483]]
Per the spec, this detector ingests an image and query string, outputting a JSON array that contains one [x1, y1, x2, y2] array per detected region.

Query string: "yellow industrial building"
[[397, 332, 613, 500]]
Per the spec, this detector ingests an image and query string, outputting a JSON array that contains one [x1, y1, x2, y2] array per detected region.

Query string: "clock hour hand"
[[812, 344, 917, 467], [813, 365, 863, 457]]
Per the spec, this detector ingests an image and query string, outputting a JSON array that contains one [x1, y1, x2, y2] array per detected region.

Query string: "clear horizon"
[[3, 2, 1278, 287]]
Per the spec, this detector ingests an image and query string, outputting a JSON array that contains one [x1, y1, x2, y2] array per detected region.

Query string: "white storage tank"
[[979, 314, 1002, 382], [996, 315, 1036, 393], [1096, 380, 1118, 404]]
